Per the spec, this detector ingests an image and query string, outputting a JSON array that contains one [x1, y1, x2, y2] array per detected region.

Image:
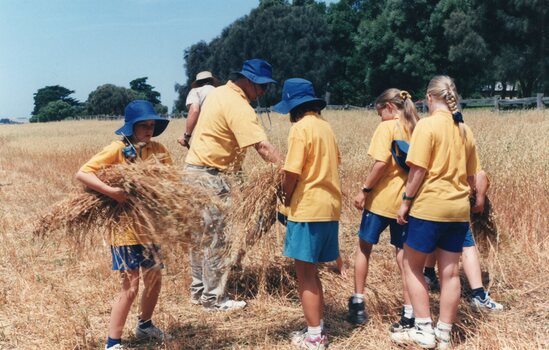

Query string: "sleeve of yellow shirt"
[[406, 121, 433, 169], [226, 103, 267, 149], [283, 126, 307, 175], [79, 142, 122, 173], [368, 122, 392, 163]]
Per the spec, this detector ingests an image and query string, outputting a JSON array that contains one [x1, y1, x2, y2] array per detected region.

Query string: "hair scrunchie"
[[452, 111, 464, 123], [400, 91, 411, 101]]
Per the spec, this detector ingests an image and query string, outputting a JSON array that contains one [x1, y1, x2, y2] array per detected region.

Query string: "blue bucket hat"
[[115, 100, 169, 137], [236, 59, 276, 84], [273, 78, 326, 114]]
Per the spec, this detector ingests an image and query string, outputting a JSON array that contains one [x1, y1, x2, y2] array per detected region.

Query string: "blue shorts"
[[284, 220, 339, 263], [111, 245, 163, 271], [463, 227, 475, 247], [404, 216, 469, 253], [358, 211, 406, 249]]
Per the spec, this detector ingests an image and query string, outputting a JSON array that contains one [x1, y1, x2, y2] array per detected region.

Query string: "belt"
[[185, 163, 222, 175]]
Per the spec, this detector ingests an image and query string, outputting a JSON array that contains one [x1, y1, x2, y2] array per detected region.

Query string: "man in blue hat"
[[183, 59, 282, 311]]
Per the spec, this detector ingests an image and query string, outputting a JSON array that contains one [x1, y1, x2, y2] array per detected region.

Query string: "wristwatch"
[[402, 192, 415, 201], [183, 132, 192, 140], [362, 186, 373, 193]]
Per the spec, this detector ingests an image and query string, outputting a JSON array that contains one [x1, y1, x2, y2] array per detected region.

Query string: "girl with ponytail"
[[394, 76, 480, 349], [348, 88, 420, 332]]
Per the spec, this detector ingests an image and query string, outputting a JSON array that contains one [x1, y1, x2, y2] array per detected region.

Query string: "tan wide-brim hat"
[[191, 71, 218, 88], [195, 71, 213, 81]]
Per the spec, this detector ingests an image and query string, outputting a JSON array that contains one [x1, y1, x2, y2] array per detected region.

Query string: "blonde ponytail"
[[375, 88, 419, 135], [427, 75, 467, 142]]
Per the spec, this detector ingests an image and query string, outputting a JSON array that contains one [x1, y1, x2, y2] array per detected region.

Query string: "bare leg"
[[425, 252, 436, 269], [140, 268, 162, 321], [462, 246, 483, 289], [295, 260, 322, 327], [108, 270, 140, 339], [353, 239, 373, 294], [436, 249, 462, 323], [395, 247, 411, 305], [403, 244, 430, 318]]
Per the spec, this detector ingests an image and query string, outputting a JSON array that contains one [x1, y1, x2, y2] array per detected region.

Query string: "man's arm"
[[177, 103, 200, 148], [254, 140, 283, 164]]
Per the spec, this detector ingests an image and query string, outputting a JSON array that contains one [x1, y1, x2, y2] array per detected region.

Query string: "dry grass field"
[[0, 109, 548, 349]]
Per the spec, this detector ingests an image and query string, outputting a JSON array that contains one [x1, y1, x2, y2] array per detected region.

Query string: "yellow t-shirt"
[[80, 140, 173, 245], [283, 112, 342, 222], [406, 110, 480, 222], [365, 118, 411, 219], [185, 81, 268, 172]]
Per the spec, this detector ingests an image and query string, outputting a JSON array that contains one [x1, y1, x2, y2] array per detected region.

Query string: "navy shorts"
[[463, 227, 475, 247], [404, 216, 469, 253], [111, 245, 163, 271], [358, 211, 406, 249], [284, 220, 339, 263]]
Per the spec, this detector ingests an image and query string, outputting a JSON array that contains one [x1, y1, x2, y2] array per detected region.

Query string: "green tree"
[[129, 77, 162, 105], [176, 1, 336, 108], [482, 0, 549, 96], [29, 100, 82, 123], [87, 84, 142, 116], [32, 85, 80, 116]]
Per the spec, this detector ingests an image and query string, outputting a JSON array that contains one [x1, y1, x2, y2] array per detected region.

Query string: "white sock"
[[403, 304, 414, 319], [415, 317, 433, 332], [436, 320, 452, 333], [352, 293, 364, 304], [307, 325, 322, 337]]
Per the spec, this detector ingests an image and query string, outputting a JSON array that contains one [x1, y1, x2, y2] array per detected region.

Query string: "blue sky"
[[0, 0, 268, 119]]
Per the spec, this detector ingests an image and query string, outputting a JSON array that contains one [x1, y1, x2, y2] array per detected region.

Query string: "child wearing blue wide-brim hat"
[[76, 99, 172, 350], [275, 78, 341, 350]]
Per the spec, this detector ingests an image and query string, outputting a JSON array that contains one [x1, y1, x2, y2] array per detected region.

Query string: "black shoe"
[[347, 297, 368, 325], [390, 315, 415, 333], [423, 272, 440, 292]]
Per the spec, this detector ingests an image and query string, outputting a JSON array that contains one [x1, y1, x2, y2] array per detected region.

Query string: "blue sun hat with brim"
[[115, 100, 169, 137], [235, 59, 276, 84], [273, 78, 326, 114]]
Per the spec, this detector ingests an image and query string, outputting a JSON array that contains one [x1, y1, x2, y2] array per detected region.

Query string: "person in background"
[[178, 71, 219, 148]]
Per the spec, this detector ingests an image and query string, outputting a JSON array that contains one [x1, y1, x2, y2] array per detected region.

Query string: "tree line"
[[175, 0, 548, 111], [30, 78, 167, 123]]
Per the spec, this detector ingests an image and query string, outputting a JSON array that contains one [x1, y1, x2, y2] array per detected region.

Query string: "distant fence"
[[415, 93, 548, 112]]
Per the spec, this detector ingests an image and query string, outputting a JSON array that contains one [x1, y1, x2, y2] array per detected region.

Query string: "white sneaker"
[[291, 331, 327, 350], [205, 298, 246, 311], [290, 328, 329, 347], [409, 326, 436, 349], [134, 323, 168, 341], [470, 292, 503, 311], [105, 344, 124, 350], [435, 327, 451, 349]]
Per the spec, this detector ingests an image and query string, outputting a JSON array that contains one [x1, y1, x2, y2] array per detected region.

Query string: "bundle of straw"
[[470, 195, 498, 245], [34, 161, 213, 247], [225, 165, 282, 261]]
